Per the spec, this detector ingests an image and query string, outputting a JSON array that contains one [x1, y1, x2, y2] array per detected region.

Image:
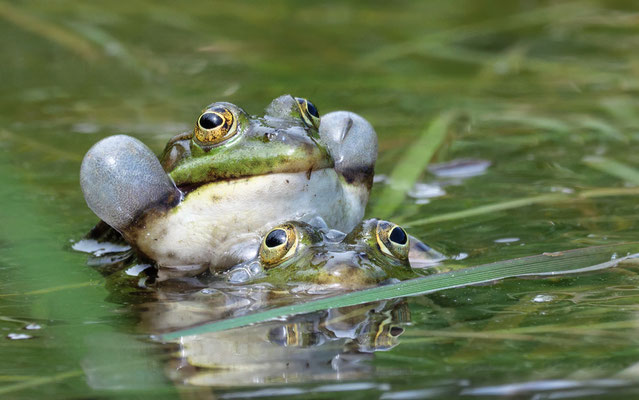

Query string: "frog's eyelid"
[[295, 97, 320, 129], [378, 240, 395, 257]]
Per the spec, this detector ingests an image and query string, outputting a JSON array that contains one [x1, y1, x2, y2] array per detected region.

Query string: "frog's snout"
[[80, 135, 180, 232], [319, 252, 377, 286]]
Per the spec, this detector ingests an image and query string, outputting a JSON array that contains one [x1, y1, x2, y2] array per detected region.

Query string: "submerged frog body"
[[80, 95, 377, 276], [225, 218, 444, 291]]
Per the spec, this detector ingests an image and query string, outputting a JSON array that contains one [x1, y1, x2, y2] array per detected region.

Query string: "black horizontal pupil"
[[200, 113, 223, 130], [389, 227, 407, 245], [265, 229, 287, 248], [306, 101, 319, 118]]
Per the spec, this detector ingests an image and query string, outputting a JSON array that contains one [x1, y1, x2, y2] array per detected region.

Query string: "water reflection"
[[78, 215, 417, 387], [139, 283, 410, 386]]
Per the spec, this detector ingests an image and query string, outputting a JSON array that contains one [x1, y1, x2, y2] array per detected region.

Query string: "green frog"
[[80, 95, 378, 277], [224, 218, 445, 291]]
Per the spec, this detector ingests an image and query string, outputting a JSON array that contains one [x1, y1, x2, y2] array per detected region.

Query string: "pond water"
[[1, 1, 639, 399]]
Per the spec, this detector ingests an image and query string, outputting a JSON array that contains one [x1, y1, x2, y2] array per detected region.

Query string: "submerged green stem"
[[159, 243, 638, 340]]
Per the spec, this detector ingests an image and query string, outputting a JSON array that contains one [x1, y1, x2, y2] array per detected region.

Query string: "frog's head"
[[227, 219, 420, 290], [160, 95, 332, 188]]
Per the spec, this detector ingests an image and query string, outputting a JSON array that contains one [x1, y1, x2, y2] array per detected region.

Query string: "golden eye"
[[259, 224, 299, 267], [376, 221, 409, 260], [194, 106, 237, 146], [295, 97, 320, 129]]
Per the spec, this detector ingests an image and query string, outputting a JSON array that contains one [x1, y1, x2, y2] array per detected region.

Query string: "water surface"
[[1, 1, 639, 398]]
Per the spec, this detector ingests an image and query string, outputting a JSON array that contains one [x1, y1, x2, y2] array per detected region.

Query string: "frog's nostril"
[[323, 260, 367, 280], [263, 132, 274, 141], [390, 327, 404, 337], [326, 263, 359, 278]]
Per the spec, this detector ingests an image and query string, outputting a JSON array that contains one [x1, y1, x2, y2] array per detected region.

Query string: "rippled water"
[[1, 1, 639, 399]]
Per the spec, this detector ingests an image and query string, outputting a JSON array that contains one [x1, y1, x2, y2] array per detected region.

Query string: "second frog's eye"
[[194, 106, 238, 146], [376, 221, 410, 261], [259, 224, 299, 267], [295, 97, 320, 129]]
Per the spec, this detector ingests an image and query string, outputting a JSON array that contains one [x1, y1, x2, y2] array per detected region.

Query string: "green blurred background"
[[2, 0, 639, 398]]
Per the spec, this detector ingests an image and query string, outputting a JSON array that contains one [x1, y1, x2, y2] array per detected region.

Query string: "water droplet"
[[324, 229, 346, 242]]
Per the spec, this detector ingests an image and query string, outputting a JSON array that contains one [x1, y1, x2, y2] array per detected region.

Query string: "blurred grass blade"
[[0, 130, 82, 162], [363, 2, 585, 63], [0, 370, 83, 395], [583, 156, 639, 185], [0, 1, 99, 61], [404, 193, 566, 227], [372, 112, 455, 218], [484, 114, 572, 132], [405, 187, 639, 227], [159, 243, 639, 341], [577, 117, 627, 142], [68, 22, 157, 79]]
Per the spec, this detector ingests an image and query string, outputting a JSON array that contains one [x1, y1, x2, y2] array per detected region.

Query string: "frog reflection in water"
[[146, 299, 411, 386], [80, 95, 377, 278], [225, 218, 444, 291]]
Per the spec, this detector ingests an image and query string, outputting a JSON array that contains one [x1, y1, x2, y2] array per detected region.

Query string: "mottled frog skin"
[[225, 218, 444, 291]]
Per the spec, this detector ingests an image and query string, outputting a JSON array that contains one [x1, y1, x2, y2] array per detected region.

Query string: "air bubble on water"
[[24, 324, 41, 330], [428, 159, 491, 178], [550, 186, 575, 194], [408, 183, 446, 200], [494, 237, 520, 243], [373, 174, 387, 184], [8, 333, 32, 340], [532, 294, 555, 303]]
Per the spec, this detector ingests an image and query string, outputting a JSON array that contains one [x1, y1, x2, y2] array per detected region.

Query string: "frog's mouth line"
[[173, 165, 330, 196], [174, 163, 375, 196]]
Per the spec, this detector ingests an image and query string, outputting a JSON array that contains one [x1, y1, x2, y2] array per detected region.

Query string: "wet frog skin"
[[226, 218, 445, 291], [80, 95, 378, 276]]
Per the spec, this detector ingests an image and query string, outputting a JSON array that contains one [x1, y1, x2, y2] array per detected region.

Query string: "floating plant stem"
[[159, 243, 639, 340]]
